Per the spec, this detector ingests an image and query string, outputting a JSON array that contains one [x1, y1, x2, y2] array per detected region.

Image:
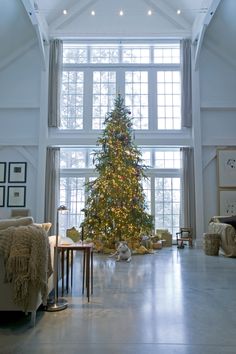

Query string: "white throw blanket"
[[0, 225, 53, 311]]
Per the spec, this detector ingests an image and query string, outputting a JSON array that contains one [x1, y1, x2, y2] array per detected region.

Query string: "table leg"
[[66, 249, 69, 293], [82, 251, 85, 294], [71, 250, 73, 289], [91, 249, 93, 295], [61, 249, 65, 296], [86, 248, 90, 302]]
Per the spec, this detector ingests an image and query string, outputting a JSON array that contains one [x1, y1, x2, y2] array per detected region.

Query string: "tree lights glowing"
[[82, 95, 153, 251]]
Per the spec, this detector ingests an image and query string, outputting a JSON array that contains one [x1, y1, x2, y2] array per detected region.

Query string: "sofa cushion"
[[0, 217, 34, 231]]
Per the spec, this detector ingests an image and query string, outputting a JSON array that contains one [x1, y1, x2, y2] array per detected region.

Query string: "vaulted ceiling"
[[0, 0, 236, 71]]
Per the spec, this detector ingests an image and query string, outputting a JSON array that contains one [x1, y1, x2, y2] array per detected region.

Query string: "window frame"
[[60, 41, 182, 131]]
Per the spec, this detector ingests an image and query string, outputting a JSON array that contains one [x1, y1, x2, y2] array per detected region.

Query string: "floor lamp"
[[47, 205, 68, 312]]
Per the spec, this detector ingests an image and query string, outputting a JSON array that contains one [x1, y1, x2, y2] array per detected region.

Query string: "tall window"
[[155, 177, 181, 236], [157, 71, 181, 129], [61, 71, 84, 129], [125, 71, 148, 129], [92, 71, 116, 129], [59, 147, 181, 237], [60, 42, 181, 131]]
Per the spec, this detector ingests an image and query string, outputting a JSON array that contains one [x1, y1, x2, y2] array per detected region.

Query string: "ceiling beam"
[[193, 0, 222, 42], [20, 0, 49, 70], [50, 0, 99, 32], [192, 0, 222, 70], [143, 0, 191, 31], [194, 24, 207, 70]]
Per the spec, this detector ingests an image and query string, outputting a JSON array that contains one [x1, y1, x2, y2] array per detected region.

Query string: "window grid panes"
[[61, 71, 84, 129], [60, 149, 86, 168], [90, 46, 119, 63], [142, 178, 151, 213], [63, 44, 88, 64], [155, 150, 181, 169], [61, 42, 181, 130], [155, 177, 181, 237], [60, 177, 86, 234], [125, 71, 148, 130], [157, 71, 181, 130], [60, 147, 181, 237], [140, 149, 152, 167], [92, 71, 116, 129], [122, 46, 150, 63], [154, 43, 180, 64]]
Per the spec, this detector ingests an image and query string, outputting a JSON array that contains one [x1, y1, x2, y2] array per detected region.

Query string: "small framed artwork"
[[7, 186, 26, 207], [8, 162, 27, 183], [218, 149, 236, 187], [219, 189, 236, 216], [0, 162, 6, 183], [0, 186, 5, 207]]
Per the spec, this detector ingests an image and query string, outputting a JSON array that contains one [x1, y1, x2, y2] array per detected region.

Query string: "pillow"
[[34, 222, 52, 233], [0, 216, 34, 230], [217, 216, 236, 229], [66, 226, 80, 242]]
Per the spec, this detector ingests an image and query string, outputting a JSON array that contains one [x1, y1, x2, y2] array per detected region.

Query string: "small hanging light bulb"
[[119, 9, 124, 16], [63, 9, 67, 15]]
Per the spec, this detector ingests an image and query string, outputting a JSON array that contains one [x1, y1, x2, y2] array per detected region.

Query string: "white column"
[[192, 63, 204, 247], [35, 45, 49, 222]]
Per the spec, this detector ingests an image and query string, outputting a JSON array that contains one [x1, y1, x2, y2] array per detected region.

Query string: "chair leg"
[[177, 240, 184, 249]]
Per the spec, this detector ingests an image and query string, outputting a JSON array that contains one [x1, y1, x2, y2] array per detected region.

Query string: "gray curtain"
[[181, 39, 192, 128], [48, 39, 63, 127], [181, 147, 196, 237], [44, 147, 60, 235]]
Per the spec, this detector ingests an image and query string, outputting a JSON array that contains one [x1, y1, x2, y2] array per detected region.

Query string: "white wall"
[[200, 44, 236, 231], [0, 46, 42, 219]]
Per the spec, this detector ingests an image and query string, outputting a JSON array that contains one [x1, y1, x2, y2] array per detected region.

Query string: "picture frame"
[[8, 162, 27, 183], [218, 149, 236, 187], [219, 189, 236, 216], [0, 186, 5, 207], [0, 162, 6, 183], [7, 186, 26, 207]]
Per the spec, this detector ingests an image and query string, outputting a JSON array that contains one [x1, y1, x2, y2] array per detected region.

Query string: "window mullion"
[[83, 69, 93, 131], [149, 67, 157, 131]]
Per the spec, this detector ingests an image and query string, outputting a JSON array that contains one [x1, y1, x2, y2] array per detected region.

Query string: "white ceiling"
[[0, 0, 236, 70], [37, 0, 210, 37], [37, 0, 209, 26]]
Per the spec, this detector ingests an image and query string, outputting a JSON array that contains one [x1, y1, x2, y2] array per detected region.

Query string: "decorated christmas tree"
[[82, 95, 153, 252]]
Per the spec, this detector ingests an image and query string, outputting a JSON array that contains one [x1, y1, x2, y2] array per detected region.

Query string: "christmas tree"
[[82, 95, 153, 251]]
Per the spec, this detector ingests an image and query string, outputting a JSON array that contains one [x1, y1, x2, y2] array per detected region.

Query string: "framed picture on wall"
[[0, 186, 5, 207], [0, 162, 6, 183], [8, 162, 27, 183], [7, 186, 26, 207], [219, 189, 236, 216], [218, 149, 236, 187]]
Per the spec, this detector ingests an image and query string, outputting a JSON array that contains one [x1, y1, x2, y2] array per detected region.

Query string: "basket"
[[203, 233, 221, 256]]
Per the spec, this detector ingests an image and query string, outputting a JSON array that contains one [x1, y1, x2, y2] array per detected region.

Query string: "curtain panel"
[[44, 147, 60, 235], [181, 147, 196, 237], [181, 39, 192, 128], [48, 39, 63, 128]]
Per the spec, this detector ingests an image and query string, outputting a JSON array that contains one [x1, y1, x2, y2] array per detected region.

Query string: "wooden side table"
[[57, 243, 93, 302]]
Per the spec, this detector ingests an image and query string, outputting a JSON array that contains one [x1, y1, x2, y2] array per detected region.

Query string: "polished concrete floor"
[[1, 247, 236, 354]]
